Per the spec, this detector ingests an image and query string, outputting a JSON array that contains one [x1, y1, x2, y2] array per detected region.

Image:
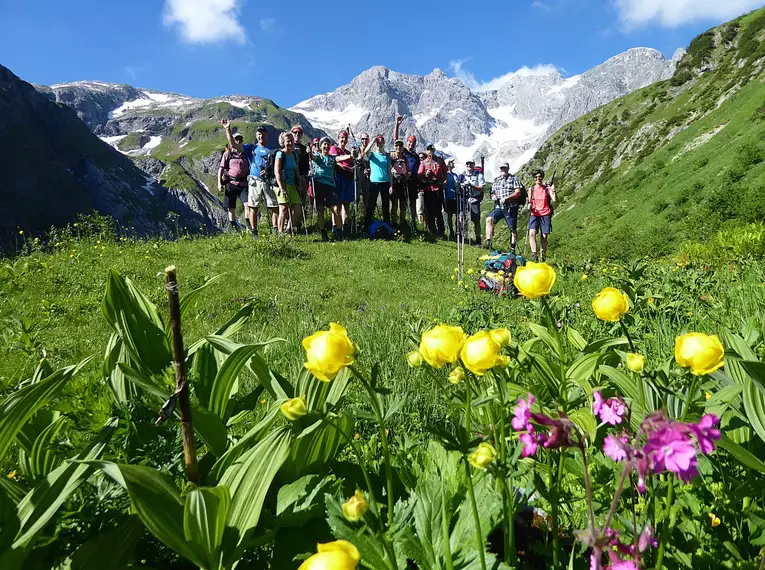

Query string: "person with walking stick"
[[330, 129, 355, 237], [444, 158, 459, 241], [458, 160, 485, 245], [274, 132, 303, 235], [311, 137, 351, 242], [528, 169, 557, 262]]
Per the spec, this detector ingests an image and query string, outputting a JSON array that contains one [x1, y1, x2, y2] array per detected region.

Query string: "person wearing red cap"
[[394, 115, 421, 232], [361, 135, 392, 227], [290, 125, 310, 230], [330, 130, 355, 236], [418, 144, 446, 236]]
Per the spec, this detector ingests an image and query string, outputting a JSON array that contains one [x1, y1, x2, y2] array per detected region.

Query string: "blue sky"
[[2, 0, 762, 107]]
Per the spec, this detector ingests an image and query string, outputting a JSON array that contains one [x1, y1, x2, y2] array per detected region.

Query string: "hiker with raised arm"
[[390, 139, 411, 227], [361, 135, 392, 228], [218, 123, 250, 233], [313, 137, 352, 242], [528, 169, 557, 262], [394, 115, 421, 233], [459, 160, 485, 244], [485, 162, 523, 252], [418, 144, 446, 237], [274, 132, 303, 235], [355, 132, 371, 226], [330, 130, 355, 237]]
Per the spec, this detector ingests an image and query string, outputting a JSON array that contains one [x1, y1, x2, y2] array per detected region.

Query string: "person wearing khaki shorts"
[[248, 176, 278, 234]]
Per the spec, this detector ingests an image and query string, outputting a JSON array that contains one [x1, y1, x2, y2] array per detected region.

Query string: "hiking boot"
[[332, 227, 343, 242], [531, 253, 539, 262], [321, 229, 329, 242], [250, 229, 258, 240], [449, 232, 455, 241], [485, 239, 492, 251], [229, 220, 241, 233]]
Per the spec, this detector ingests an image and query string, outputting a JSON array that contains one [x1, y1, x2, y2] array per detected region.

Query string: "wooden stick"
[[164, 265, 199, 485]]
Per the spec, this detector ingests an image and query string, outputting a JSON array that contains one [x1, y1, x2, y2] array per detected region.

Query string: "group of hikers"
[[217, 115, 557, 262]]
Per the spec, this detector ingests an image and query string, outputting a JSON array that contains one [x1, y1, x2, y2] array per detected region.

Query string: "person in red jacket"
[[418, 144, 446, 236], [528, 169, 557, 262]]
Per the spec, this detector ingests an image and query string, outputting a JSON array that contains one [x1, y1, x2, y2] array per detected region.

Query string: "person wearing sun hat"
[[394, 115, 421, 233], [459, 159, 485, 244], [361, 134, 392, 228], [418, 143, 446, 236]]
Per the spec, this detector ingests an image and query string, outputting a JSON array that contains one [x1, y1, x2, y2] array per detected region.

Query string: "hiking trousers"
[[424, 190, 445, 235], [366, 182, 391, 226]]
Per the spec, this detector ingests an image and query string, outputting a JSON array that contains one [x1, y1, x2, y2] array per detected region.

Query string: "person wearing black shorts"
[[393, 116, 421, 232], [528, 169, 557, 261], [485, 162, 523, 252], [443, 159, 459, 240]]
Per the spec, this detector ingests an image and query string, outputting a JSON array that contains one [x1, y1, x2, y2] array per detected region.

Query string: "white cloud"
[[616, 0, 762, 27], [260, 17, 276, 33], [531, 1, 552, 11], [124, 65, 142, 80], [163, 0, 246, 44], [449, 58, 561, 92]]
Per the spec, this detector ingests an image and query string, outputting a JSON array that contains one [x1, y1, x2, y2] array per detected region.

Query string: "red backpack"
[[223, 148, 250, 186], [392, 156, 409, 180]]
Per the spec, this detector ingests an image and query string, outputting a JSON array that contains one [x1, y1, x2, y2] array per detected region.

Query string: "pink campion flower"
[[690, 414, 721, 455], [609, 559, 638, 570], [593, 391, 605, 416], [520, 432, 540, 457], [603, 434, 630, 462], [637, 526, 658, 553], [512, 393, 535, 431], [634, 452, 650, 493], [593, 391, 627, 425], [640, 410, 671, 434], [644, 427, 698, 480], [541, 414, 577, 449]]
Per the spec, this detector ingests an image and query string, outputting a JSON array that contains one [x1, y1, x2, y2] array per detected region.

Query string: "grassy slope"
[[517, 6, 765, 260]]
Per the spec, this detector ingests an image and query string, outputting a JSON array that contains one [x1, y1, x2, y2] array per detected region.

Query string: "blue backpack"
[[368, 220, 395, 240]]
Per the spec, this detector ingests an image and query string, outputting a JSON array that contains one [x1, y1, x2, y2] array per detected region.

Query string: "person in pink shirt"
[[329, 130, 355, 236], [527, 169, 557, 262]]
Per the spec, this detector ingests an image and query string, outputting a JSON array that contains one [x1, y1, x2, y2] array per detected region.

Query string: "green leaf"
[[566, 353, 602, 389], [527, 323, 562, 359], [568, 409, 598, 444], [743, 382, 765, 445], [27, 416, 67, 479], [566, 327, 587, 352], [12, 417, 118, 549], [191, 343, 218, 410], [209, 344, 278, 421], [248, 353, 292, 400], [281, 414, 352, 481], [103, 333, 132, 405], [184, 486, 231, 570], [738, 360, 765, 396], [174, 274, 225, 335], [71, 515, 144, 570], [89, 462, 206, 568], [220, 426, 292, 561], [275, 474, 339, 528], [0, 360, 89, 465], [717, 434, 765, 472], [102, 270, 171, 375]]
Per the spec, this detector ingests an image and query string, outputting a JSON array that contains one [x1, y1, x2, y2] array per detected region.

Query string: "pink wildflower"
[[520, 432, 540, 457], [603, 434, 630, 462], [593, 391, 626, 425], [644, 427, 698, 480], [690, 414, 720, 455], [637, 526, 657, 553], [512, 393, 535, 431]]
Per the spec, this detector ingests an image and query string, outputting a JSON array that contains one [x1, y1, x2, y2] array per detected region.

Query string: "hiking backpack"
[[265, 149, 298, 186], [222, 147, 250, 185], [392, 157, 409, 180]]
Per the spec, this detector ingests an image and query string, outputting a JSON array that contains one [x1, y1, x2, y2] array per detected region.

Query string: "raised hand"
[[396, 115, 404, 125], [220, 118, 230, 129]]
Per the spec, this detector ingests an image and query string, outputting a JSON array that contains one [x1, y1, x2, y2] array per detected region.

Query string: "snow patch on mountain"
[[291, 103, 367, 133]]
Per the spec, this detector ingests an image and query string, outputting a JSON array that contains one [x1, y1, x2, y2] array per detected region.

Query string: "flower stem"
[[618, 319, 636, 352], [441, 475, 455, 570], [579, 442, 596, 537], [551, 452, 565, 570], [600, 462, 631, 536], [465, 458, 488, 570]]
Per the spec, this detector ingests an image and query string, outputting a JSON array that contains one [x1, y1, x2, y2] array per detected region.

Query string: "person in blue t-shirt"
[[443, 159, 460, 240], [361, 135, 392, 228], [275, 132, 303, 234], [311, 137, 352, 242]]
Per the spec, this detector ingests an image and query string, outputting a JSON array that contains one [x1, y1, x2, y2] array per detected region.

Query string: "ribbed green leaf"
[[248, 353, 292, 400], [12, 417, 118, 549], [717, 434, 765, 473], [281, 414, 352, 481], [102, 270, 171, 375], [527, 323, 562, 358], [89, 462, 206, 568], [220, 426, 291, 561], [191, 343, 218, 410], [208, 344, 272, 421], [743, 382, 765, 445], [569, 409, 598, 444], [71, 515, 144, 570], [184, 486, 231, 570], [172, 274, 225, 336], [566, 353, 601, 388], [566, 328, 588, 351], [27, 416, 67, 479], [0, 360, 88, 465]]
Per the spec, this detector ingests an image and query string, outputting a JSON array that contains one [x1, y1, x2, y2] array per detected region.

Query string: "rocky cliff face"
[[0, 65, 221, 245], [292, 48, 679, 175]]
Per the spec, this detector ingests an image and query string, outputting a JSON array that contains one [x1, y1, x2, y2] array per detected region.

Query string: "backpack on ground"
[[368, 220, 395, 240], [223, 147, 250, 185]]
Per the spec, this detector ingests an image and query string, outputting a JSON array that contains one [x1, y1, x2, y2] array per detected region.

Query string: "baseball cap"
[[339, 130, 348, 137], [256, 126, 267, 133], [394, 139, 404, 146], [465, 160, 475, 166], [426, 144, 435, 151], [375, 135, 385, 143], [233, 132, 244, 140], [291, 125, 304, 133], [499, 162, 510, 169]]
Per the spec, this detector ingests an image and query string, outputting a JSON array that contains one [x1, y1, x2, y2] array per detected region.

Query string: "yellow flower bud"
[[708, 513, 721, 527], [448, 366, 465, 384], [407, 351, 423, 368], [489, 328, 511, 347], [460, 331, 507, 376], [513, 262, 556, 299], [280, 397, 307, 421], [626, 353, 646, 374], [675, 333, 724, 376], [592, 287, 630, 322], [467, 268, 475, 275], [299, 541, 360, 570], [581, 274, 588, 281], [457, 280, 464, 286], [451, 274, 457, 281], [705, 392, 712, 400], [419, 324, 466, 368], [468, 442, 497, 469], [7, 470, 17, 480], [302, 323, 358, 382], [342, 490, 369, 522], [648, 297, 655, 305]]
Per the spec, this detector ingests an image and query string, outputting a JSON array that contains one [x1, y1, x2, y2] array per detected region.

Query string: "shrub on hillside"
[[670, 70, 694, 86], [736, 141, 765, 169]]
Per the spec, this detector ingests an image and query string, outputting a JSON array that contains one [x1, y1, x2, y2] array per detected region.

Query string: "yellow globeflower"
[[467, 268, 475, 275], [675, 333, 725, 376], [299, 541, 360, 570], [407, 351, 423, 368], [513, 262, 556, 299], [468, 442, 497, 469], [419, 325, 466, 368], [489, 328, 511, 347], [342, 490, 369, 522], [626, 353, 646, 374], [592, 287, 630, 322], [7, 470, 17, 480], [581, 274, 588, 281], [280, 397, 307, 421], [460, 331, 506, 376], [448, 366, 465, 384], [709, 513, 721, 528], [302, 323, 358, 382]]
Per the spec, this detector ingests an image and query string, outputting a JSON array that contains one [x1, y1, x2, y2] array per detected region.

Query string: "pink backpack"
[[223, 148, 250, 185]]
